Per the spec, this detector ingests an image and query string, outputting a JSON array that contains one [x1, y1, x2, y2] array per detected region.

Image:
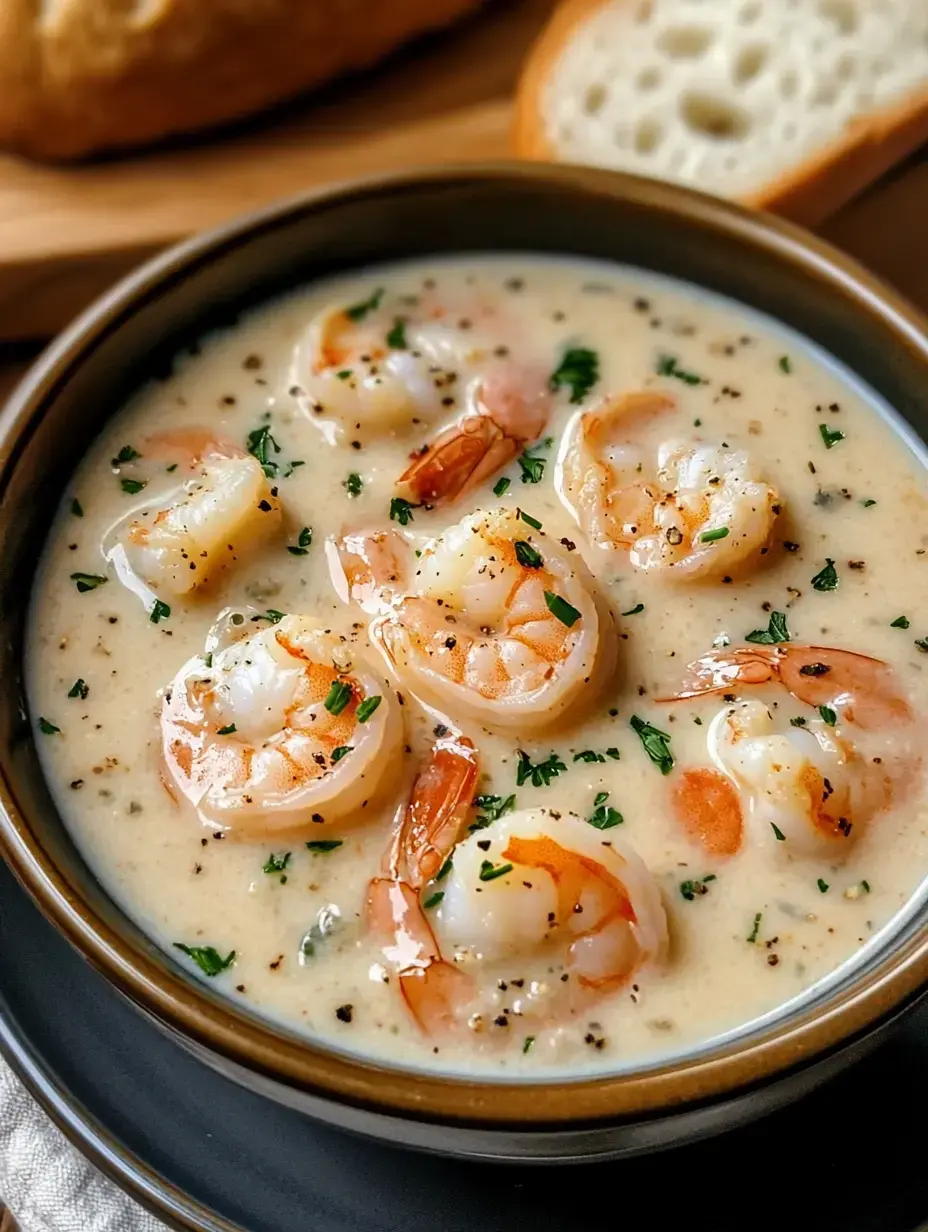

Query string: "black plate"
[[0, 857, 925, 1232]]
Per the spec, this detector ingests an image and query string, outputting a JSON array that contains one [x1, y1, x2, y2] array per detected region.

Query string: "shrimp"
[[368, 507, 616, 730], [367, 731, 479, 1033], [660, 644, 913, 730], [326, 526, 409, 615], [705, 699, 896, 859], [558, 392, 780, 579], [663, 645, 916, 858], [434, 808, 667, 1030], [161, 614, 402, 837], [396, 369, 550, 507], [119, 429, 281, 595]]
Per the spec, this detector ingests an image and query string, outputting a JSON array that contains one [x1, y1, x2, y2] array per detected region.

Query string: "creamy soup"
[[27, 256, 928, 1076]]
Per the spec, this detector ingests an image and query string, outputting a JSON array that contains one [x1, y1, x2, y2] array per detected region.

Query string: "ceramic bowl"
[[1, 164, 926, 1163]]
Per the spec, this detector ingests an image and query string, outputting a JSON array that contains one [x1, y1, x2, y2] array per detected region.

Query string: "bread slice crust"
[[513, 0, 928, 225]]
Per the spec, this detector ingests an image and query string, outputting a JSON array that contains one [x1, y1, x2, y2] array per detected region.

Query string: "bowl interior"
[[2, 165, 928, 1121]]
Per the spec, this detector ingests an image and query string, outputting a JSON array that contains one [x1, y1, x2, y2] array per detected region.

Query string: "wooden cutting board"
[[0, 0, 925, 342]]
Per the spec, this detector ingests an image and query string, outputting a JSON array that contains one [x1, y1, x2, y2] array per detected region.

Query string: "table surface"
[[0, 0, 925, 1223]]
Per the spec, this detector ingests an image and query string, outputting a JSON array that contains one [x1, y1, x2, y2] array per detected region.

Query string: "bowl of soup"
[[1, 164, 927, 1162]]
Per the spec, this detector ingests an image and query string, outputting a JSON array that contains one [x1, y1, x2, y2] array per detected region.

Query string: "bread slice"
[[514, 0, 928, 225], [0, 0, 484, 161]]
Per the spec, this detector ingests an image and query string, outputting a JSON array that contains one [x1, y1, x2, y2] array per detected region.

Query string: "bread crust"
[[0, 0, 484, 161], [513, 0, 928, 226]]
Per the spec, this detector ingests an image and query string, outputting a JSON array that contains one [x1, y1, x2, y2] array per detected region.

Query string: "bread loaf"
[[0, 0, 484, 160], [514, 0, 928, 225]]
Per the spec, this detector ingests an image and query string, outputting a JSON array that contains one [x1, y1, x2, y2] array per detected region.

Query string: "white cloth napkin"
[[0, 1056, 167, 1232]]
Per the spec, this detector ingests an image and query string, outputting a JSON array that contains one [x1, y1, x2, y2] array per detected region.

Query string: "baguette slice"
[[0, 0, 483, 161], [514, 0, 928, 225]]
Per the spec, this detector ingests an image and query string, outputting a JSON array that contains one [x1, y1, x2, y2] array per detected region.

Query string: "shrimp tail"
[[656, 646, 781, 701]]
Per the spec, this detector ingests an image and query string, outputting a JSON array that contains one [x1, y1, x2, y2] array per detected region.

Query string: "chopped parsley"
[[522, 1036, 535, 1054], [424, 891, 444, 909], [514, 540, 543, 569], [587, 790, 623, 830], [819, 705, 837, 726], [745, 610, 791, 645], [246, 425, 280, 478], [629, 716, 673, 775], [111, 445, 140, 466], [778, 355, 792, 374], [679, 873, 716, 901], [70, 572, 107, 593], [573, 748, 620, 763], [517, 449, 546, 485], [324, 680, 353, 716], [217, 724, 237, 735], [390, 497, 418, 526], [861, 879, 871, 892], [356, 695, 382, 723], [819, 423, 845, 449], [120, 478, 147, 495], [810, 558, 838, 591], [746, 912, 763, 944], [68, 679, 89, 700], [817, 878, 830, 894], [916, 638, 928, 654], [790, 716, 807, 727], [891, 616, 910, 629], [331, 745, 353, 763], [263, 852, 291, 881], [493, 477, 511, 497], [471, 793, 516, 831], [173, 943, 235, 977], [386, 317, 407, 349], [38, 717, 60, 735], [287, 527, 312, 556], [479, 860, 514, 882], [150, 599, 171, 624], [656, 354, 702, 385], [549, 346, 599, 404], [343, 472, 363, 497], [203, 653, 213, 668], [544, 591, 581, 628], [283, 460, 305, 478], [255, 609, 285, 624], [435, 856, 453, 882], [70, 498, 83, 517], [860, 498, 877, 508], [699, 527, 729, 543], [517, 509, 542, 530], [771, 823, 786, 841], [515, 750, 567, 788], [306, 840, 343, 854], [621, 603, 644, 616], [336, 370, 352, 381], [345, 287, 384, 322]]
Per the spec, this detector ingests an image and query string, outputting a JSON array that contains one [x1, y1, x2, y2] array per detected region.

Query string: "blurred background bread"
[[0, 0, 485, 160], [514, 0, 928, 224]]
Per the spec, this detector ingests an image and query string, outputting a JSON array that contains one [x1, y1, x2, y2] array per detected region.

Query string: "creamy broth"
[[27, 256, 928, 1076]]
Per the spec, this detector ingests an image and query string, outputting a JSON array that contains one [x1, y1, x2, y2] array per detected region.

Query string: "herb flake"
[[324, 680, 353, 716], [173, 943, 235, 977], [544, 591, 581, 628], [629, 715, 673, 775], [811, 558, 838, 592], [515, 750, 567, 788], [549, 346, 599, 404], [745, 610, 791, 645]]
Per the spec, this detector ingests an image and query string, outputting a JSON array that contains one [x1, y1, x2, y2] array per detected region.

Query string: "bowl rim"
[[3, 160, 928, 1128]]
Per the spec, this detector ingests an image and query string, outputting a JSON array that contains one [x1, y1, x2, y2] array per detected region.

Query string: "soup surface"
[[27, 256, 928, 1076]]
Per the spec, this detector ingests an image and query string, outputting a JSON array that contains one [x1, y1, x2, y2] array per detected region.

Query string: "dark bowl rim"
[[2, 160, 928, 1129]]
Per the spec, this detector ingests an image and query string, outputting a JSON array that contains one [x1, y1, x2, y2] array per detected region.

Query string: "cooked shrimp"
[[367, 731, 479, 1033], [396, 368, 550, 506], [119, 429, 280, 595], [326, 526, 409, 615], [661, 644, 913, 730], [369, 508, 616, 730], [558, 392, 780, 579], [434, 808, 667, 1028], [705, 699, 895, 859], [670, 767, 744, 858], [161, 614, 402, 836]]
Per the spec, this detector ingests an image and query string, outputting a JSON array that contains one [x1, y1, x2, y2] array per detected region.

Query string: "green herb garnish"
[[356, 695, 382, 723], [70, 498, 83, 517], [517, 509, 542, 530], [493, 477, 511, 497], [343, 472, 363, 497], [544, 591, 581, 628], [587, 790, 623, 830], [817, 878, 830, 894], [745, 610, 791, 645], [120, 478, 147, 495], [325, 680, 353, 716], [471, 793, 516, 831], [287, 526, 313, 556], [435, 856, 453, 882], [70, 572, 107, 593], [173, 943, 235, 977], [390, 497, 418, 526], [891, 616, 910, 629], [345, 287, 384, 322], [522, 1036, 535, 1054], [819, 423, 845, 449], [778, 356, 792, 374], [916, 638, 928, 654], [771, 823, 786, 841], [150, 599, 171, 624], [386, 317, 407, 349], [811, 558, 838, 591], [621, 603, 644, 616], [699, 527, 729, 543], [424, 891, 444, 910], [549, 346, 599, 404], [517, 450, 546, 485], [819, 705, 837, 726], [38, 717, 60, 734], [747, 912, 763, 944], [514, 540, 543, 569], [112, 445, 140, 466], [246, 425, 280, 478], [860, 498, 877, 508], [515, 750, 567, 788], [217, 724, 237, 735], [306, 840, 343, 854], [479, 860, 514, 882], [657, 354, 702, 385], [68, 679, 89, 700], [331, 745, 353, 763], [263, 852, 291, 879], [629, 715, 673, 775], [680, 873, 716, 901]]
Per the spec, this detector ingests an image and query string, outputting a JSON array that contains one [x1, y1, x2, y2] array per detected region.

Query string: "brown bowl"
[[1, 164, 927, 1162]]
